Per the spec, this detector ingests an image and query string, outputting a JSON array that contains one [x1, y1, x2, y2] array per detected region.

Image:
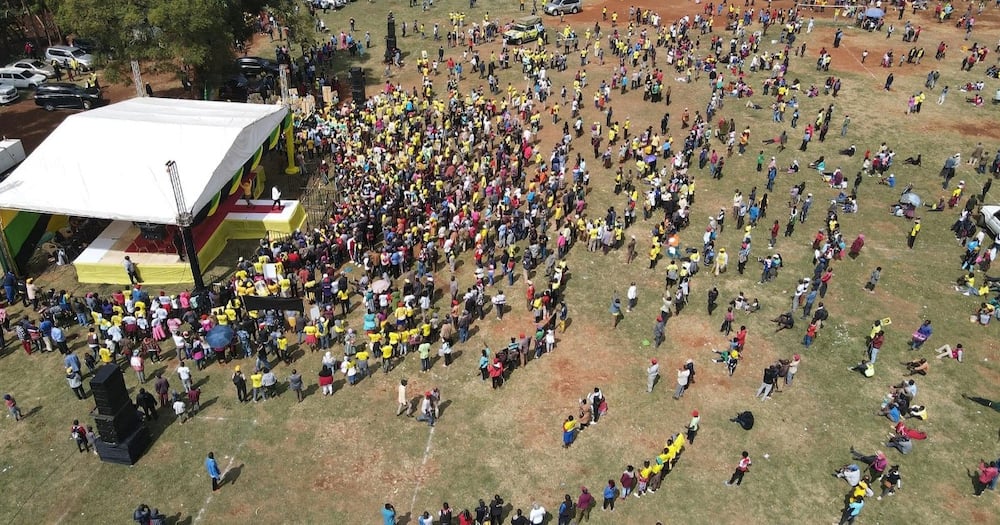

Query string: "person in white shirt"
[[528, 502, 545, 524], [674, 366, 690, 399], [176, 361, 193, 392], [646, 358, 660, 393], [172, 395, 187, 424], [626, 283, 638, 312], [397, 379, 413, 416], [271, 186, 282, 208]]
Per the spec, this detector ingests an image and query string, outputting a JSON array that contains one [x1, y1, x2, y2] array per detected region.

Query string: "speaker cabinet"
[[92, 406, 140, 444], [90, 365, 130, 416], [350, 67, 365, 102], [95, 426, 151, 465]]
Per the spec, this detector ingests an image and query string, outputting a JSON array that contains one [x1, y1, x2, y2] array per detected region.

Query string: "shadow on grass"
[[224, 463, 244, 487], [166, 513, 192, 525]]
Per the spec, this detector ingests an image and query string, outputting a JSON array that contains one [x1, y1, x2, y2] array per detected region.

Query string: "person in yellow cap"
[[232, 366, 247, 403]]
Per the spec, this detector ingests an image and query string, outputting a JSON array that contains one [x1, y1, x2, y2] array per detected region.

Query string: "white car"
[[44, 45, 95, 70], [0, 68, 46, 89], [6, 59, 56, 78], [0, 84, 18, 104], [979, 205, 1000, 237]]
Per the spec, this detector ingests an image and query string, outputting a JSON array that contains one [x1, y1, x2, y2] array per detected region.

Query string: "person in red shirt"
[[975, 461, 998, 496], [726, 451, 752, 486], [736, 326, 748, 351]]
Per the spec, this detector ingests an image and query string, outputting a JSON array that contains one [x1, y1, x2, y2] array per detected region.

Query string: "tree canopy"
[[51, 0, 314, 81]]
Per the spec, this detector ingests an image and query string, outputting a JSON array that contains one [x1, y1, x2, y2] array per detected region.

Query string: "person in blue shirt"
[[382, 503, 397, 525], [838, 497, 864, 524], [205, 452, 222, 491], [64, 352, 81, 374], [602, 480, 618, 511]]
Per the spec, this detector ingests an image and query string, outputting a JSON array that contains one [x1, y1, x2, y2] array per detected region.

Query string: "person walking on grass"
[[646, 358, 659, 393], [4, 394, 22, 421], [575, 486, 595, 522], [205, 451, 222, 491], [726, 451, 752, 486], [673, 365, 690, 399], [397, 379, 414, 416], [865, 266, 881, 293], [71, 419, 89, 453]]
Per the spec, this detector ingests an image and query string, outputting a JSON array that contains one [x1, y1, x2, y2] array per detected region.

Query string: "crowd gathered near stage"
[[3, 0, 1000, 523]]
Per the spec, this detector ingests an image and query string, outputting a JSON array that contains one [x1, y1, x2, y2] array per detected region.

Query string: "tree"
[[51, 0, 314, 84]]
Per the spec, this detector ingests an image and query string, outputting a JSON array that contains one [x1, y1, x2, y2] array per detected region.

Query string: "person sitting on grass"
[[886, 434, 912, 454], [905, 358, 929, 376], [851, 359, 875, 378], [935, 343, 964, 362], [772, 312, 795, 332]]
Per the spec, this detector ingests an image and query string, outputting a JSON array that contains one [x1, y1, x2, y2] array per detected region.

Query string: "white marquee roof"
[[0, 97, 287, 224]]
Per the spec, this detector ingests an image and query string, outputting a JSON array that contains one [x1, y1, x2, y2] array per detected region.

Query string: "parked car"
[[6, 59, 56, 78], [44, 45, 95, 70], [218, 75, 265, 102], [235, 56, 280, 77], [69, 37, 102, 54], [544, 0, 582, 15], [0, 68, 47, 89], [0, 84, 19, 105], [34, 82, 102, 110], [979, 205, 1000, 238], [503, 16, 545, 45]]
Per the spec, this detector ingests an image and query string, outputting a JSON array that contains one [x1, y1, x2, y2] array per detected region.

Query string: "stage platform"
[[75, 199, 305, 285]]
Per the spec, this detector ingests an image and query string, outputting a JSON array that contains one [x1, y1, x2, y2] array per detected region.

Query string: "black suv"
[[235, 56, 279, 77], [34, 82, 102, 111]]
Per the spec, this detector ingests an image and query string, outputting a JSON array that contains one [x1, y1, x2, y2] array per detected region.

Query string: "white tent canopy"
[[0, 98, 287, 225]]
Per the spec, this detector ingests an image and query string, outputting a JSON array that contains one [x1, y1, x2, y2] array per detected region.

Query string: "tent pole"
[[181, 225, 205, 292]]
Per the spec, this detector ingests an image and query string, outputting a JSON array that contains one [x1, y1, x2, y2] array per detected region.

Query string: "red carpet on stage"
[[123, 195, 280, 255]]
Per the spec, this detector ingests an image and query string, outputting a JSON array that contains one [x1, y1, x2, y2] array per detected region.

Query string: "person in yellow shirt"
[[276, 333, 289, 364], [355, 348, 370, 377], [381, 342, 394, 373], [637, 460, 653, 496], [648, 456, 664, 492], [99, 346, 113, 364], [304, 322, 319, 352], [562, 415, 578, 448], [250, 369, 264, 402]]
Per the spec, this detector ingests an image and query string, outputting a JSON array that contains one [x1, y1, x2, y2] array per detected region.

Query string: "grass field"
[[2, 1, 1000, 524]]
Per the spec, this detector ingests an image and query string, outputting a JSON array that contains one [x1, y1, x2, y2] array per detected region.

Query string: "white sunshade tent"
[[0, 97, 287, 225]]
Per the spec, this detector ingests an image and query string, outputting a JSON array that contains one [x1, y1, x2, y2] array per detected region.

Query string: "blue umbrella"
[[205, 324, 235, 349], [865, 7, 884, 18]]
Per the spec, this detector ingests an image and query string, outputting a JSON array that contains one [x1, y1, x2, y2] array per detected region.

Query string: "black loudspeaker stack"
[[385, 17, 397, 64], [350, 66, 365, 102], [90, 365, 150, 465]]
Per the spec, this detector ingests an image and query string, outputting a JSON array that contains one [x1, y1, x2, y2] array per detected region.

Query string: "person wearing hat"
[[416, 391, 435, 427], [687, 410, 701, 443], [646, 358, 660, 393], [908, 218, 921, 248], [231, 366, 247, 403], [66, 367, 86, 399]]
